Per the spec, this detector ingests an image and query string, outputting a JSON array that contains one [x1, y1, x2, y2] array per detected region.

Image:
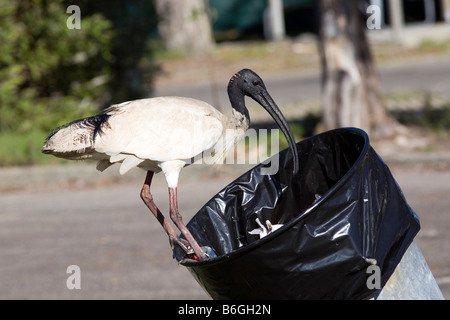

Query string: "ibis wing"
[[94, 97, 225, 162]]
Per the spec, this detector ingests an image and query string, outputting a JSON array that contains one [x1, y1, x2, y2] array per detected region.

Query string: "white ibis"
[[42, 69, 299, 261]]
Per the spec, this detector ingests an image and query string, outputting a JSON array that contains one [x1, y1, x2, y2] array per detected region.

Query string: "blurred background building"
[[208, 0, 450, 43]]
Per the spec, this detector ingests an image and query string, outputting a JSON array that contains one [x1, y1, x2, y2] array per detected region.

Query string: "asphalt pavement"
[[1, 57, 450, 300], [153, 56, 450, 109], [0, 162, 449, 300]]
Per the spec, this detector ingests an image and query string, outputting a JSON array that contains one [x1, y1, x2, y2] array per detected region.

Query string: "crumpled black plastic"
[[174, 128, 420, 300]]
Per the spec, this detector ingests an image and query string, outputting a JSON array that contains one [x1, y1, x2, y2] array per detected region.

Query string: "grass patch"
[[417, 39, 450, 54], [277, 113, 321, 150], [391, 96, 450, 138], [150, 40, 190, 61], [0, 130, 64, 167]]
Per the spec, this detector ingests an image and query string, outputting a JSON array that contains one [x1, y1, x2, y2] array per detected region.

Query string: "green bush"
[[0, 0, 158, 166], [0, 1, 113, 135], [0, 0, 113, 166]]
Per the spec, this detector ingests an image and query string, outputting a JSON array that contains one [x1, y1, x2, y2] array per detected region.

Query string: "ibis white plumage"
[[42, 69, 299, 261]]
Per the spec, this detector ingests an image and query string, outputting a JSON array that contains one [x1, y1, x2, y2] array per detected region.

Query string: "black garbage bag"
[[173, 128, 420, 300]]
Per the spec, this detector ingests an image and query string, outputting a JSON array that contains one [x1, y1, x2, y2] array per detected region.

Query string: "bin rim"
[[179, 127, 370, 267]]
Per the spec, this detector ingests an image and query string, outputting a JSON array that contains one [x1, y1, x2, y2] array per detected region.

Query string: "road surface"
[[154, 57, 450, 109], [0, 165, 449, 299]]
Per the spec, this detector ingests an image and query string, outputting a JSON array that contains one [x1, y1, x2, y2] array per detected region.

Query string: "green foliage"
[[0, 0, 158, 166], [0, 129, 56, 166], [0, 0, 113, 137], [73, 0, 159, 104], [394, 95, 450, 138]]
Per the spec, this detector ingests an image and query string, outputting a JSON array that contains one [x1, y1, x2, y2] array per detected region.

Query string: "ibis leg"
[[140, 171, 190, 252], [169, 187, 208, 261]]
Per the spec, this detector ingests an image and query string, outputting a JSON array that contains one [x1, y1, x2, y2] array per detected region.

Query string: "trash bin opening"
[[176, 128, 369, 265]]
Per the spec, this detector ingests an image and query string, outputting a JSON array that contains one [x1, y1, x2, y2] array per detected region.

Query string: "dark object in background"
[[174, 128, 420, 300]]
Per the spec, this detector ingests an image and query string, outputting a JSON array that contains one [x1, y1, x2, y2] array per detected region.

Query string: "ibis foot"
[[169, 236, 190, 252]]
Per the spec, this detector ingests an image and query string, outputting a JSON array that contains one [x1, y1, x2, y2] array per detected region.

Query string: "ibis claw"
[[169, 236, 192, 254]]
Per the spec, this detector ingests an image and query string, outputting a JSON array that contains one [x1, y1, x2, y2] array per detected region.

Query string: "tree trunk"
[[155, 0, 213, 55], [318, 0, 398, 139]]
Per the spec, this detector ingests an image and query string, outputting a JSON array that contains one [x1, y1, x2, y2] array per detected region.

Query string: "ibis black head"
[[227, 69, 299, 175], [228, 68, 266, 96]]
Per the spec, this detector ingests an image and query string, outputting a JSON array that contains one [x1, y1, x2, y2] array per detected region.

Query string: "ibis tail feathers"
[[41, 114, 110, 160]]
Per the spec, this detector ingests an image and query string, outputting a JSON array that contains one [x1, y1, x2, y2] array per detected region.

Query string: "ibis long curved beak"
[[254, 90, 299, 175]]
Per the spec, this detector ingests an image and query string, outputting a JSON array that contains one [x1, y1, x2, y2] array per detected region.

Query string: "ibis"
[[42, 69, 299, 261]]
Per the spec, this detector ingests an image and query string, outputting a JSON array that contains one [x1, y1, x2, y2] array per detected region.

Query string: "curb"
[[1, 152, 450, 192], [0, 162, 253, 192], [381, 152, 450, 166]]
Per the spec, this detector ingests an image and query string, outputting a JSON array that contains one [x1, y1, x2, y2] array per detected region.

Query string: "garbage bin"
[[375, 240, 444, 300], [173, 128, 421, 300]]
